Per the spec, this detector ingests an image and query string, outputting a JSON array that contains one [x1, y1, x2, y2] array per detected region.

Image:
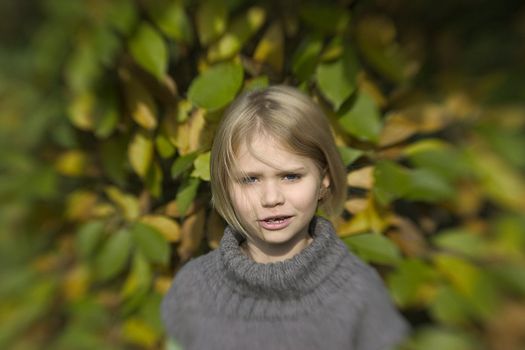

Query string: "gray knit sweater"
[[162, 217, 409, 350]]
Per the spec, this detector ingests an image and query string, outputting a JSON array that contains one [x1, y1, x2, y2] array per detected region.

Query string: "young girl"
[[162, 85, 409, 349]]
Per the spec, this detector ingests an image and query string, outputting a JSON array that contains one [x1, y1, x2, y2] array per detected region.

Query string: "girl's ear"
[[321, 170, 330, 189]]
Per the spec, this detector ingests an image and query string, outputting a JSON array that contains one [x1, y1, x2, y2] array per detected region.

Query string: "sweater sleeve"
[[354, 266, 410, 350], [161, 258, 202, 344]]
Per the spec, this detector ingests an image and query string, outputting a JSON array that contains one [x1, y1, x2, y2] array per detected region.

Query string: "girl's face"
[[230, 134, 330, 263]]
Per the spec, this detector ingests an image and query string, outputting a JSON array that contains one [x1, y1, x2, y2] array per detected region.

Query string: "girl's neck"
[[241, 233, 313, 264]]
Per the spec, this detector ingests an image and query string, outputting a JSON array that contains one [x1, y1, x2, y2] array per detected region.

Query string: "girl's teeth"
[[266, 217, 285, 223]]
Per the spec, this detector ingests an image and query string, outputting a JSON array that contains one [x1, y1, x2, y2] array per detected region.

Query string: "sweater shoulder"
[[174, 250, 216, 281], [344, 249, 385, 287], [165, 249, 219, 299], [161, 250, 219, 337]]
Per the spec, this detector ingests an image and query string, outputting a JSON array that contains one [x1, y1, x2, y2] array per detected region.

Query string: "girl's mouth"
[[258, 216, 292, 230]]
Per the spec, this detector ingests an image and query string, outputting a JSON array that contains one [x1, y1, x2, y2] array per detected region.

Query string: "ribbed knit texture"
[[162, 217, 409, 350]]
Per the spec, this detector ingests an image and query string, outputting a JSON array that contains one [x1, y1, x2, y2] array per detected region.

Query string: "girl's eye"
[[283, 173, 301, 181], [240, 176, 258, 184]]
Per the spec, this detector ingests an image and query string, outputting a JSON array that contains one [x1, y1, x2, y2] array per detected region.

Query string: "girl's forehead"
[[236, 134, 291, 158], [234, 135, 313, 171]]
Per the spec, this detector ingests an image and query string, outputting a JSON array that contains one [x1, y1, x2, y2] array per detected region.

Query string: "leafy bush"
[[1, 0, 524, 349]]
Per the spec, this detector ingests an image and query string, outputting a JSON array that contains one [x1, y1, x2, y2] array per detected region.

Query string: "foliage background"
[[1, 0, 525, 349]]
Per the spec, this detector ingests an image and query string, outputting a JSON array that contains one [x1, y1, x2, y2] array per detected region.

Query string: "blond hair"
[[210, 85, 346, 234]]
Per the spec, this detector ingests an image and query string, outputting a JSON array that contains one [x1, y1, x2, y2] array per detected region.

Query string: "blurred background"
[[1, 0, 524, 349]]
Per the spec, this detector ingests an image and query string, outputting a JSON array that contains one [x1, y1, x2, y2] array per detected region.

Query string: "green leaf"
[[171, 152, 199, 179], [191, 151, 211, 181], [129, 23, 168, 80], [343, 233, 401, 265], [492, 214, 525, 259], [477, 124, 525, 169], [316, 46, 360, 110], [196, 0, 227, 45], [300, 3, 351, 34], [373, 160, 411, 205], [404, 139, 470, 181], [128, 131, 154, 178], [466, 147, 525, 211], [356, 18, 407, 83], [407, 327, 479, 350], [145, 162, 163, 198], [244, 76, 269, 92], [121, 253, 152, 315], [100, 136, 129, 186], [490, 264, 525, 296], [176, 177, 200, 216], [138, 293, 164, 333], [338, 90, 382, 142], [76, 221, 105, 260], [0, 279, 57, 349], [292, 36, 323, 81], [94, 228, 132, 281], [374, 160, 455, 204], [430, 286, 472, 325], [130, 222, 170, 265], [188, 62, 244, 111], [65, 43, 100, 93], [150, 2, 193, 44], [155, 134, 175, 159], [107, 0, 137, 35], [388, 259, 437, 307], [338, 147, 363, 166], [91, 26, 121, 66], [432, 229, 488, 258], [94, 90, 119, 138], [207, 7, 266, 61], [406, 168, 455, 202]]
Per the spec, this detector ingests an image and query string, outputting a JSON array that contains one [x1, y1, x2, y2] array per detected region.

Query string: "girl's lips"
[[258, 216, 293, 231]]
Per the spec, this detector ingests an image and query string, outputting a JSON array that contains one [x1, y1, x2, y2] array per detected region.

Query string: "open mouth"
[[258, 216, 293, 230], [260, 216, 291, 223]]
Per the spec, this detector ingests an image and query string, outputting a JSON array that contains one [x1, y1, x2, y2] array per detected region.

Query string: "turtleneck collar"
[[218, 216, 348, 298]]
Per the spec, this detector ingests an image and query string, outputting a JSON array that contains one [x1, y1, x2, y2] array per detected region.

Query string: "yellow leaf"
[[254, 22, 284, 72], [344, 197, 368, 214], [123, 74, 158, 130], [63, 264, 90, 301], [55, 150, 87, 177], [196, 0, 227, 45], [68, 91, 94, 130], [206, 209, 225, 249], [164, 198, 199, 218], [173, 108, 207, 155], [433, 254, 481, 296], [468, 143, 525, 211], [66, 190, 98, 221], [207, 7, 266, 61], [128, 130, 154, 178], [32, 253, 60, 272], [92, 202, 117, 218], [178, 208, 206, 261], [379, 112, 419, 147], [347, 165, 374, 189], [105, 186, 140, 221], [155, 275, 173, 295], [139, 214, 181, 242], [338, 198, 390, 236], [122, 318, 159, 348], [387, 216, 429, 257]]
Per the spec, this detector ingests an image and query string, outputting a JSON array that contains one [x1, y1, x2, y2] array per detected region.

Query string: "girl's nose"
[[260, 182, 284, 207]]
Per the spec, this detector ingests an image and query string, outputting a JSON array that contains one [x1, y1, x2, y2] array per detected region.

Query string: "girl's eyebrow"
[[277, 167, 306, 174], [235, 167, 307, 176]]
